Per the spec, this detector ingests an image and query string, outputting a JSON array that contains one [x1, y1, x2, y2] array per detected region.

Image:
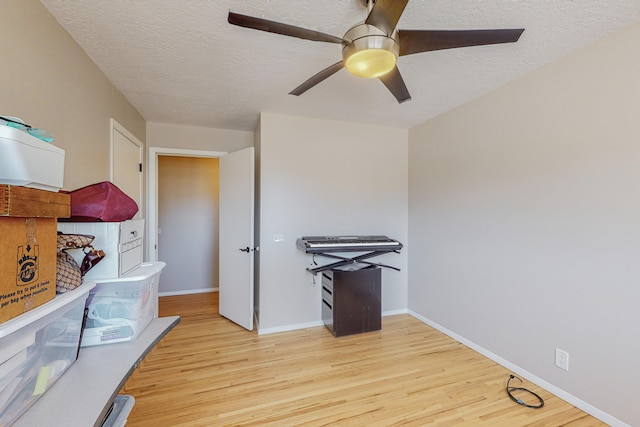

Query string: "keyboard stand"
[[307, 249, 401, 274]]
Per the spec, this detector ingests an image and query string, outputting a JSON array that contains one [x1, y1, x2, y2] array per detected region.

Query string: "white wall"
[[1, 0, 145, 191], [408, 21, 640, 427], [258, 112, 408, 332], [147, 122, 253, 152], [158, 156, 219, 295]]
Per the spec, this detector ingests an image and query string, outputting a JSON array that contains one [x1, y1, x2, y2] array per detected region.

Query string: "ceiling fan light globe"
[[342, 24, 400, 79], [345, 48, 397, 78]]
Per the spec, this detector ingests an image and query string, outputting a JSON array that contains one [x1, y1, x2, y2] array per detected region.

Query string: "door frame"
[[146, 147, 227, 262]]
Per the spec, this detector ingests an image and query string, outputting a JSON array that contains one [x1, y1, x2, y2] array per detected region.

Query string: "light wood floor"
[[122, 293, 604, 426]]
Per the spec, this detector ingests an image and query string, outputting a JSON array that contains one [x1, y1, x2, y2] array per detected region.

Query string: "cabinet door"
[[333, 268, 381, 337]]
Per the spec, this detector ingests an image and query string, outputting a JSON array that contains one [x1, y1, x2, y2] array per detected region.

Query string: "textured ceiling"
[[40, 0, 640, 132]]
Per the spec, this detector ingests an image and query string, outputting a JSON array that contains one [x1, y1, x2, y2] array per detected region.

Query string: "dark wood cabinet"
[[321, 266, 381, 337]]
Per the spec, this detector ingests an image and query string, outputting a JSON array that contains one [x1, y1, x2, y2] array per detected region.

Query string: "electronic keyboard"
[[296, 235, 402, 253]]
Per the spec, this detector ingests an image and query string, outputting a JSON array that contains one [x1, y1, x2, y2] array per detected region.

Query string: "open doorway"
[[158, 156, 219, 295], [147, 148, 226, 296], [148, 146, 255, 330]]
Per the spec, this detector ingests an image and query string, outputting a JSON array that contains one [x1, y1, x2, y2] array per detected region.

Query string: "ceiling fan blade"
[[228, 12, 346, 44], [289, 61, 345, 96], [399, 28, 525, 56], [379, 66, 411, 103], [365, 0, 409, 35]]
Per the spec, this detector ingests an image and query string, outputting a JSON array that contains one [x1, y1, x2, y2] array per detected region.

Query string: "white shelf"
[[13, 316, 180, 427]]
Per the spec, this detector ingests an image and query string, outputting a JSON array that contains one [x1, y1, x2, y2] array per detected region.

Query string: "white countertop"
[[13, 316, 180, 427]]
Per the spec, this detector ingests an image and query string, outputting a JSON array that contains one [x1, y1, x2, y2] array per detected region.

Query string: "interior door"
[[111, 119, 143, 219], [219, 147, 254, 331]]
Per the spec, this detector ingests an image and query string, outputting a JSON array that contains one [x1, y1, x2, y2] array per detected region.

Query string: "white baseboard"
[[256, 310, 408, 336], [258, 320, 324, 335], [408, 310, 630, 427], [158, 288, 217, 297], [383, 308, 408, 316]]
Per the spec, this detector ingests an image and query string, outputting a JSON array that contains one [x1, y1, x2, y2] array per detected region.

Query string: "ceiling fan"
[[228, 0, 524, 103]]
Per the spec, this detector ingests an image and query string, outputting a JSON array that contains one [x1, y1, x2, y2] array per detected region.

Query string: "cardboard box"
[[0, 185, 68, 323], [0, 218, 57, 323], [0, 185, 70, 218]]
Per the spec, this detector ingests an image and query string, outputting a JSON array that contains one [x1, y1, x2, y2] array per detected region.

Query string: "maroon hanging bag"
[[61, 181, 138, 222]]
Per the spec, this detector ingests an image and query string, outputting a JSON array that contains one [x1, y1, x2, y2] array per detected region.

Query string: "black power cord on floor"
[[506, 374, 545, 409]]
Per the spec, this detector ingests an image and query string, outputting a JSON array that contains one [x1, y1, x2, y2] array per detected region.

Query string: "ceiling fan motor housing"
[[342, 24, 400, 78]]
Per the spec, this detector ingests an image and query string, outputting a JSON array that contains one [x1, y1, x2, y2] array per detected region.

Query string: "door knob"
[[239, 247, 250, 253]]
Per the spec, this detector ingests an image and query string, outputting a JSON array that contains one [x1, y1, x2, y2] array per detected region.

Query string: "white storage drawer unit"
[[0, 125, 65, 192], [0, 282, 95, 426], [57, 219, 144, 280]]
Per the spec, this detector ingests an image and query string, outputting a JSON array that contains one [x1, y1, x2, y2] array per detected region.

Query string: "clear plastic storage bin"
[[81, 262, 165, 347], [0, 282, 95, 426]]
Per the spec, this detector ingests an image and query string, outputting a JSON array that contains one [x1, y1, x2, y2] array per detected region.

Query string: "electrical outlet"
[[555, 348, 569, 371]]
